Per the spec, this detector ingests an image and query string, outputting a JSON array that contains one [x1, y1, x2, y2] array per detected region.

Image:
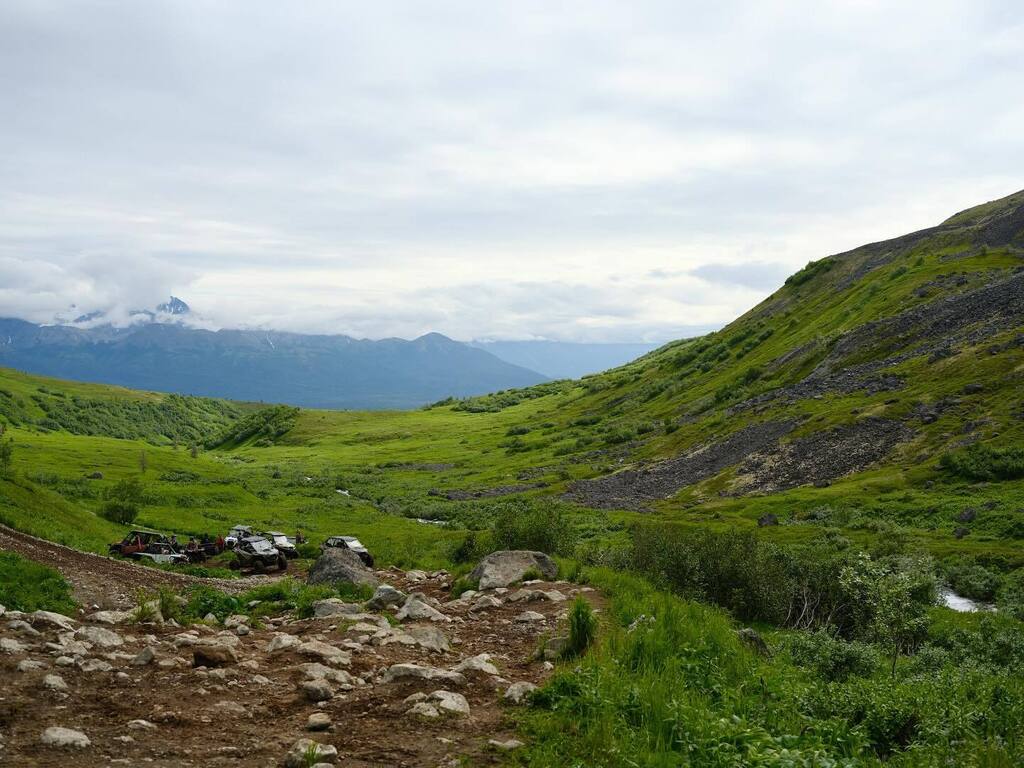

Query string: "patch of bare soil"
[[0, 552, 600, 767]]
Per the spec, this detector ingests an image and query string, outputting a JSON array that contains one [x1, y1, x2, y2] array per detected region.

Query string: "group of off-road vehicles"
[[108, 526, 373, 574]]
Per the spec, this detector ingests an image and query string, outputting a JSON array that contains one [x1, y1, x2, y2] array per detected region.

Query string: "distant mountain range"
[[471, 340, 663, 379], [0, 300, 548, 409]]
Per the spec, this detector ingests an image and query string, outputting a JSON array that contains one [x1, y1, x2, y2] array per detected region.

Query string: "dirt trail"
[[1, 534, 600, 766], [0, 525, 272, 608]]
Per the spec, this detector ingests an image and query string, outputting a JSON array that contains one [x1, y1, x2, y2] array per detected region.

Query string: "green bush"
[[945, 559, 1001, 601], [564, 596, 598, 658], [99, 477, 145, 524], [940, 444, 1024, 481], [490, 499, 578, 556], [785, 630, 880, 682], [0, 551, 76, 614], [100, 500, 140, 525]]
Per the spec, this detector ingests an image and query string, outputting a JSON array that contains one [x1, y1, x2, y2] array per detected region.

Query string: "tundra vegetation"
[[2, 190, 1024, 764]]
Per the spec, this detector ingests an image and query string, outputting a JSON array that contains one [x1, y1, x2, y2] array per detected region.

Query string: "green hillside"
[[2, 189, 1024, 765]]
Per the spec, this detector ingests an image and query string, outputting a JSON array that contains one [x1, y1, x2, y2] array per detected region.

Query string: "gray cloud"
[[690, 262, 792, 291], [0, 1, 1021, 342]]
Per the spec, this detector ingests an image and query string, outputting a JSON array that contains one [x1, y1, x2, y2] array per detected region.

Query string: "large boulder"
[[469, 551, 558, 590], [307, 548, 379, 588]]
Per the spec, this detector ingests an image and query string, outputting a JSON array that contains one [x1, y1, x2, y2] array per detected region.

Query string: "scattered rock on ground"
[[193, 642, 238, 668], [307, 712, 332, 731], [40, 726, 90, 748], [282, 738, 338, 768], [366, 584, 406, 611], [504, 681, 538, 704], [381, 663, 466, 686], [396, 594, 451, 623]]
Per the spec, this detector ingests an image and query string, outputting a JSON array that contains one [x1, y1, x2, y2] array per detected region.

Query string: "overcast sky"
[[1, 1, 1021, 342]]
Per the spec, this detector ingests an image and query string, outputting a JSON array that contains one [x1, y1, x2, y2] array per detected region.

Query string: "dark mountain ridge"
[[0, 318, 547, 409]]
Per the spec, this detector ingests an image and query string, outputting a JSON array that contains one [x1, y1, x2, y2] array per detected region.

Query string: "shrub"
[[786, 630, 880, 682], [785, 258, 834, 287], [564, 596, 598, 658], [490, 499, 578, 556], [0, 438, 12, 476], [0, 552, 76, 614], [945, 559, 1001, 601], [940, 444, 1024, 481], [100, 500, 140, 525]]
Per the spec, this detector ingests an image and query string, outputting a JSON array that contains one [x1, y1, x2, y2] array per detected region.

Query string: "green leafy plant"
[[564, 596, 598, 658]]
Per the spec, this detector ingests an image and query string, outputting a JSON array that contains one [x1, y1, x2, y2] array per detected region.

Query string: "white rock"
[[282, 739, 338, 767], [514, 611, 545, 623], [41, 726, 90, 748], [307, 712, 332, 731], [1, 637, 27, 654], [43, 674, 68, 691], [223, 614, 249, 629], [17, 659, 46, 672], [88, 610, 132, 625], [31, 610, 77, 631], [131, 646, 156, 666], [395, 594, 450, 623], [297, 640, 350, 666], [504, 681, 538, 704], [127, 720, 157, 731], [489, 738, 525, 751], [430, 689, 470, 716], [266, 633, 302, 654], [78, 658, 113, 673], [471, 595, 502, 611], [74, 626, 124, 648], [381, 663, 466, 686], [7, 619, 41, 636], [453, 653, 499, 676], [407, 702, 440, 718], [312, 598, 361, 618]]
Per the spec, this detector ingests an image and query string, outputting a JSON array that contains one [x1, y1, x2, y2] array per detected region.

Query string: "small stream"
[[939, 589, 995, 613]]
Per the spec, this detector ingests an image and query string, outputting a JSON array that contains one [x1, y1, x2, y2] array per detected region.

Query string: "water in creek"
[[940, 589, 995, 613]]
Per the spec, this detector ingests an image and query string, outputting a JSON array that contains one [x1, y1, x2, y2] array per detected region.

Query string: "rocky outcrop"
[[469, 551, 558, 590], [307, 548, 379, 588]]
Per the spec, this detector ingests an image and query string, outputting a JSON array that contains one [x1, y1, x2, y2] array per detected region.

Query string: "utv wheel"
[[228, 560, 239, 571], [278, 556, 288, 571], [254, 560, 265, 574]]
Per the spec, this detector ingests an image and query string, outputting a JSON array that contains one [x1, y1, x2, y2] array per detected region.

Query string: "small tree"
[[190, 444, 199, 459], [0, 438, 12, 478], [871, 572, 929, 677], [101, 478, 145, 525], [139, 450, 148, 474]]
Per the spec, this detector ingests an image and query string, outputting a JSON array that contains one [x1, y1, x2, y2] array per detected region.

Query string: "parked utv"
[[225, 525, 254, 549], [322, 535, 374, 567], [264, 531, 298, 559], [229, 536, 287, 573], [109, 530, 188, 566]]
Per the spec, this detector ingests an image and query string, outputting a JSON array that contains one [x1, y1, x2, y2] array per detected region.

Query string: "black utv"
[[228, 536, 288, 573]]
